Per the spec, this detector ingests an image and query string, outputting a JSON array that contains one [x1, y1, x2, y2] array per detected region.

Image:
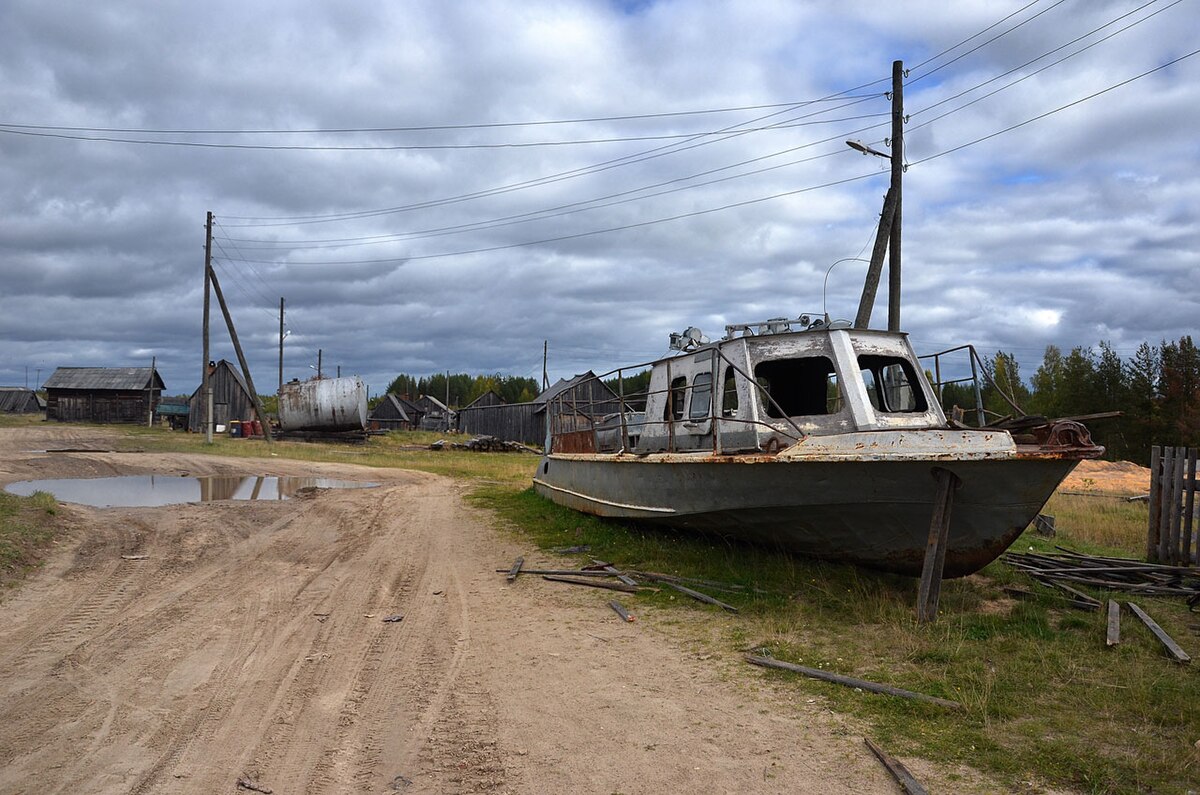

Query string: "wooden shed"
[[415, 394, 455, 431], [0, 387, 44, 414], [368, 393, 424, 431], [188, 360, 259, 432], [44, 367, 164, 424], [455, 375, 620, 447]]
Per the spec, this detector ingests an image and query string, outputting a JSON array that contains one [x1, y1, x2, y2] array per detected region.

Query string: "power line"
[[910, 0, 1046, 71], [215, 170, 883, 267], [0, 97, 876, 136], [909, 0, 1179, 124], [907, 0, 1073, 86], [0, 112, 888, 152], [911, 47, 1200, 166], [215, 120, 890, 249], [219, 95, 884, 225]]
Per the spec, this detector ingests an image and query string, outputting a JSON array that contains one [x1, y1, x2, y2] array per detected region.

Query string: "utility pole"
[[148, 355, 156, 428], [888, 59, 904, 332], [317, 349, 322, 379], [853, 60, 904, 330], [208, 265, 273, 445], [337, 365, 341, 378], [542, 340, 549, 392], [203, 211, 213, 444], [278, 297, 284, 393], [445, 369, 451, 430]]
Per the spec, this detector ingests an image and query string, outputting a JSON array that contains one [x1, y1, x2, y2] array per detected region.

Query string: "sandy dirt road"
[[0, 426, 997, 794]]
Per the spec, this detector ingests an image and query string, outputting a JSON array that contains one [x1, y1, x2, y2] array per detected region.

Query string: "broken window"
[[689, 372, 712, 419], [753, 357, 842, 418], [858, 355, 927, 413], [665, 376, 687, 421], [721, 366, 739, 417]]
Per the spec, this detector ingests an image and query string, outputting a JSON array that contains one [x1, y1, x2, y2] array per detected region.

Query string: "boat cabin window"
[[721, 367, 738, 417], [753, 357, 843, 418], [666, 376, 687, 421], [858, 355, 928, 413], [689, 373, 712, 419]]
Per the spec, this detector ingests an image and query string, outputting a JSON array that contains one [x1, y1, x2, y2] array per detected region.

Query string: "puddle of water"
[[3, 475, 378, 507]]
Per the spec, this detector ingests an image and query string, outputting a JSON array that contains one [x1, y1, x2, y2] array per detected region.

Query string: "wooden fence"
[[1147, 445, 1198, 564]]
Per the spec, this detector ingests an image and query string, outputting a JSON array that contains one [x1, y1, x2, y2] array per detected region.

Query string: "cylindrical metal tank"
[[278, 376, 368, 432]]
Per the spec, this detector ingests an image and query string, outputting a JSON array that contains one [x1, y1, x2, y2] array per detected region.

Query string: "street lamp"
[[846, 139, 891, 160]]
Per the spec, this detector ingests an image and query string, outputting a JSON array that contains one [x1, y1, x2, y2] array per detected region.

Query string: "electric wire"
[[218, 94, 885, 225], [0, 97, 877, 136], [214, 170, 884, 267], [910, 47, 1200, 166], [908, 0, 1180, 124], [909, 0, 1046, 71]]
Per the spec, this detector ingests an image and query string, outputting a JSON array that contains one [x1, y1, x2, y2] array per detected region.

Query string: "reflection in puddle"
[[3, 475, 378, 507]]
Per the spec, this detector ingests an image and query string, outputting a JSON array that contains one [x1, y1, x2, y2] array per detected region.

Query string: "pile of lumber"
[[442, 435, 538, 453], [1002, 549, 1200, 601]]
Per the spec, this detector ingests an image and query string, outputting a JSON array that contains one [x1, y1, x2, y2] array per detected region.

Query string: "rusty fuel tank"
[[278, 376, 368, 432]]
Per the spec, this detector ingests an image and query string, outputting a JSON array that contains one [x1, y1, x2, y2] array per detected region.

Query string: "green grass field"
[[3, 420, 1197, 793]]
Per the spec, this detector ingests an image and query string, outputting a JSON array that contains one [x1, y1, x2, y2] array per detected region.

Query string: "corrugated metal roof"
[[43, 367, 165, 391]]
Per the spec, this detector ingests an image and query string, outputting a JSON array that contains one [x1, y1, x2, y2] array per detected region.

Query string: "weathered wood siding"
[[47, 389, 156, 424], [456, 402, 544, 446], [188, 362, 258, 431]]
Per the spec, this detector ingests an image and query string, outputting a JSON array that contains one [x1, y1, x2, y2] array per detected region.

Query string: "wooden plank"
[[1158, 448, 1175, 563], [916, 468, 958, 623], [863, 737, 928, 795], [602, 565, 638, 587], [1126, 602, 1191, 664], [1147, 445, 1162, 561], [1169, 448, 1185, 564], [666, 581, 738, 613], [542, 575, 640, 593], [1106, 600, 1120, 647], [494, 568, 615, 577], [1184, 448, 1197, 565], [506, 556, 524, 583], [608, 600, 635, 622], [745, 655, 961, 710]]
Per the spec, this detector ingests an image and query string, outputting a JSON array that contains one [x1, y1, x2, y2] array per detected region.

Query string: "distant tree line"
[[938, 336, 1199, 463], [381, 372, 541, 408]]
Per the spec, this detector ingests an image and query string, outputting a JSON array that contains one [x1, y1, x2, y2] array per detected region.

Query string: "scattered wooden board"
[[744, 655, 961, 710], [864, 737, 928, 795], [1126, 602, 1191, 664]]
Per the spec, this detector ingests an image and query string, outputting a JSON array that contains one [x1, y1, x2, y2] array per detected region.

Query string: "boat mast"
[[853, 60, 905, 331]]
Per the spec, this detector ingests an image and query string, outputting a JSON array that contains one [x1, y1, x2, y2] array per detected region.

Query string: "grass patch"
[[0, 489, 60, 589]]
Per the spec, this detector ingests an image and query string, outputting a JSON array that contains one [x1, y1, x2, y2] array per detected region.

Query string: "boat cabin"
[[548, 320, 947, 455]]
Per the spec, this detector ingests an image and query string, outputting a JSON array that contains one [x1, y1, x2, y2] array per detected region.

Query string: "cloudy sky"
[[2, 0, 1197, 398]]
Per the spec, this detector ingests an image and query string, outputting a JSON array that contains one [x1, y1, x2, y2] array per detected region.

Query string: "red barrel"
[[252, 420, 263, 437]]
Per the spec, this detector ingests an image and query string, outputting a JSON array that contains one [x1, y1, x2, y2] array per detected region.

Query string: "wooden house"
[[0, 387, 44, 414], [368, 393, 424, 431], [415, 394, 455, 431], [455, 375, 619, 447], [44, 367, 164, 423], [188, 360, 259, 432]]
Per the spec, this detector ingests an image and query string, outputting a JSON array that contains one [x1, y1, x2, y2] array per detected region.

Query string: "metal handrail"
[[546, 344, 808, 454], [918, 344, 1027, 426]]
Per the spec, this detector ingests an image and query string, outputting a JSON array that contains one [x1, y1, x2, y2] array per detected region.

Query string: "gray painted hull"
[[533, 455, 1078, 577]]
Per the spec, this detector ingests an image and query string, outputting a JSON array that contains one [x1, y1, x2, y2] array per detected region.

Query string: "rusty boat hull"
[[534, 428, 1095, 577]]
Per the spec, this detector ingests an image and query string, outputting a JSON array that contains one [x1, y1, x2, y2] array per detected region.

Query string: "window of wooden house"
[[858, 355, 927, 413], [689, 372, 713, 419], [754, 357, 842, 418]]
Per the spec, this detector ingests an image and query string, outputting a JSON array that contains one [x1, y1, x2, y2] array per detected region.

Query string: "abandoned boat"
[[533, 316, 1103, 577]]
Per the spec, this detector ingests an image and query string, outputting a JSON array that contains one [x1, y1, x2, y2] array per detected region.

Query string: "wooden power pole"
[[887, 59, 904, 332], [854, 61, 905, 330], [208, 265, 273, 445], [278, 297, 285, 393], [202, 211, 213, 444]]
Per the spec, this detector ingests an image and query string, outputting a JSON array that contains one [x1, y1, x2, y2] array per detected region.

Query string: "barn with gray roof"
[[43, 367, 164, 423]]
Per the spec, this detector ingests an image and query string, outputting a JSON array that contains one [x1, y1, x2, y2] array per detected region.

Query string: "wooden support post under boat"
[[916, 467, 960, 624]]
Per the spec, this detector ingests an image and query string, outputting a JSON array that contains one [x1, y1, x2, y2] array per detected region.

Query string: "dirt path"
[[0, 427, 995, 793]]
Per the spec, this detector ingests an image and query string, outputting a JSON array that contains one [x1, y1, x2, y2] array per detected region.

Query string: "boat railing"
[[545, 348, 806, 455], [918, 344, 1027, 426]]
